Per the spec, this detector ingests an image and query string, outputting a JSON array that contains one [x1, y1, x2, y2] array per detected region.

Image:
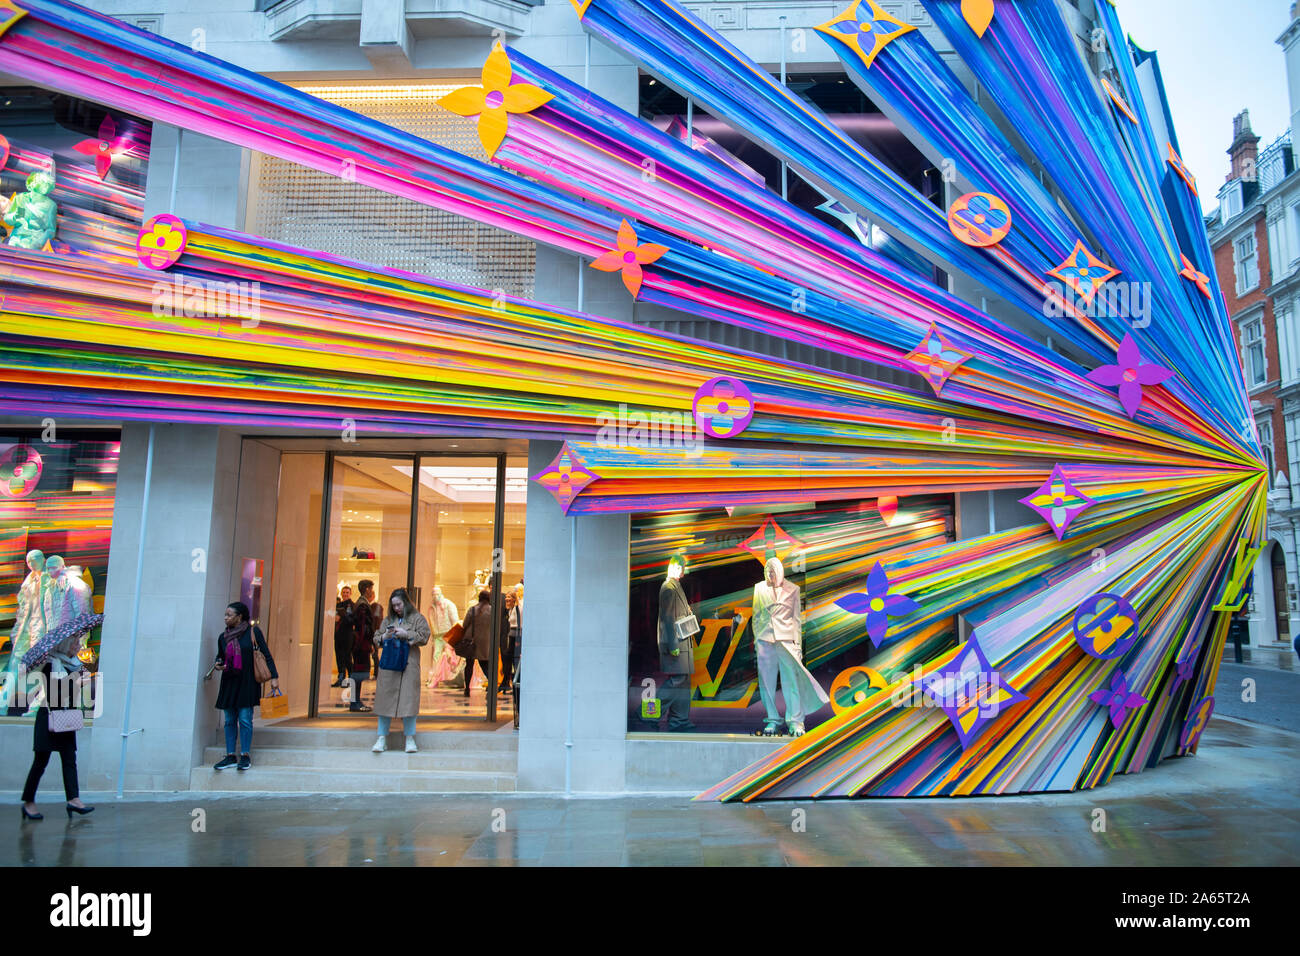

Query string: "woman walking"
[[212, 601, 278, 771], [21, 661, 94, 821], [372, 587, 429, 753]]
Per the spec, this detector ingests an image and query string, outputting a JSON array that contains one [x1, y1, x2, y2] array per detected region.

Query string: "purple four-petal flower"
[[834, 561, 920, 643], [1087, 670, 1148, 729], [1085, 333, 1173, 418]]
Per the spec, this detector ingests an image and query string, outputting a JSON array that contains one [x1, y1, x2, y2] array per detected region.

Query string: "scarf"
[[223, 622, 249, 671]]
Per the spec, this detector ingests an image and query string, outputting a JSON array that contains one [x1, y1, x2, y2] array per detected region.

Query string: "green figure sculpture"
[[2, 169, 57, 250]]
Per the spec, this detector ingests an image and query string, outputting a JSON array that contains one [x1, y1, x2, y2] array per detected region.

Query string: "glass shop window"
[[626, 495, 955, 736], [0, 431, 119, 719]]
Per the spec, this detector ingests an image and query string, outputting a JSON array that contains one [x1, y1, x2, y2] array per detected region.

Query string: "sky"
[[1117, 0, 1293, 210]]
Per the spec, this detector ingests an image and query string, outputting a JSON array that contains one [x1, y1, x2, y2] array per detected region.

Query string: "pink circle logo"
[[136, 213, 188, 270], [693, 376, 754, 439], [0, 444, 43, 498]]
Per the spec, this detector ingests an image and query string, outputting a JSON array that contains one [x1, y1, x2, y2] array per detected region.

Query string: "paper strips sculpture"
[[0, 0, 1262, 800]]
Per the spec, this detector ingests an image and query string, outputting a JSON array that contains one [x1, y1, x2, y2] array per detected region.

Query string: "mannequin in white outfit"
[[751, 557, 828, 736], [426, 585, 462, 688]]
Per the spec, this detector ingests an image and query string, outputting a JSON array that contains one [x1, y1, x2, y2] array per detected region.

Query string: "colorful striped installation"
[[0, 0, 1266, 798], [628, 496, 956, 732]]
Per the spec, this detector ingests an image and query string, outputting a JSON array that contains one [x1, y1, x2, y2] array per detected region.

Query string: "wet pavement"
[[4, 717, 1296, 866], [1215, 662, 1300, 733]]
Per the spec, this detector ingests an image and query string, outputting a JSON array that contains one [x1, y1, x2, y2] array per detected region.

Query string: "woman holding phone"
[[211, 601, 278, 772], [371, 588, 429, 754]]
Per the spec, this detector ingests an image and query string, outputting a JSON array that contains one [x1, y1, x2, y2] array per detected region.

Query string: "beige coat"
[[373, 609, 430, 718]]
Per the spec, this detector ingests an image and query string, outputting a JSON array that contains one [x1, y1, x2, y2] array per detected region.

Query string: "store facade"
[[0, 0, 1241, 804]]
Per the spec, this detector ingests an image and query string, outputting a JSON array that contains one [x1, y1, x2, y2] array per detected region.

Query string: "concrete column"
[[68, 424, 245, 792], [518, 440, 629, 792]]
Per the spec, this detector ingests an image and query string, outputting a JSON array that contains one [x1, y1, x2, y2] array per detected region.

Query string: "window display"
[[0, 433, 118, 715], [628, 495, 955, 735]]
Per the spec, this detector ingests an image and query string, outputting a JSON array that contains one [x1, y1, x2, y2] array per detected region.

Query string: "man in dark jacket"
[[657, 555, 697, 731], [357, 579, 382, 678], [461, 590, 495, 699], [332, 586, 358, 688]]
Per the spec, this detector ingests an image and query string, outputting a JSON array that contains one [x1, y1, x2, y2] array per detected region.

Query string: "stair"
[[190, 725, 517, 793]]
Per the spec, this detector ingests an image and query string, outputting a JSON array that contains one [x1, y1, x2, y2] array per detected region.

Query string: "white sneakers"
[[371, 737, 386, 753], [405, 736, 418, 753]]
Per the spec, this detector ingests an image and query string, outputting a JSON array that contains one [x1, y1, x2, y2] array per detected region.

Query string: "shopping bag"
[[260, 688, 289, 719], [339, 677, 353, 703]]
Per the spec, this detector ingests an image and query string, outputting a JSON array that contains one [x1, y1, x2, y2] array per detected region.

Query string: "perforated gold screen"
[[246, 83, 536, 296]]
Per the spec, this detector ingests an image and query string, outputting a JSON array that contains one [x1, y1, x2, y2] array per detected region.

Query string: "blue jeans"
[[377, 715, 416, 737], [224, 706, 253, 755]]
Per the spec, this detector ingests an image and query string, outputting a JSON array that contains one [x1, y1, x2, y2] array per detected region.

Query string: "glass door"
[[312, 455, 414, 716], [414, 456, 504, 720], [305, 450, 527, 723]]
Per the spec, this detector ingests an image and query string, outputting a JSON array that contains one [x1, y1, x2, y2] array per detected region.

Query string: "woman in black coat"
[[212, 601, 278, 771], [21, 661, 94, 821]]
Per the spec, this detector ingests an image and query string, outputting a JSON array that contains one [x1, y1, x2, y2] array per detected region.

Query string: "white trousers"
[[756, 640, 804, 728]]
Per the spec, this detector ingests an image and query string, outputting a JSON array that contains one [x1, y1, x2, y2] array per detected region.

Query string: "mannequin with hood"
[[751, 556, 828, 736], [656, 554, 697, 731]]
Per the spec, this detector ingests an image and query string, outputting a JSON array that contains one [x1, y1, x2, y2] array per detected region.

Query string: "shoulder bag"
[[48, 708, 85, 733], [251, 628, 273, 684]]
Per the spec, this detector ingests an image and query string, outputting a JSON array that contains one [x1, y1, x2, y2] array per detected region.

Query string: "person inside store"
[[511, 584, 523, 724], [20, 612, 95, 820], [460, 589, 497, 699], [349, 582, 375, 713], [332, 585, 358, 688], [502, 587, 521, 698], [498, 590, 517, 696], [211, 601, 279, 772], [357, 579, 382, 678], [372, 587, 430, 753]]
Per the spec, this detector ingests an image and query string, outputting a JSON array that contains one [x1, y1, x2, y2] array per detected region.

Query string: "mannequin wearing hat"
[[751, 556, 828, 736]]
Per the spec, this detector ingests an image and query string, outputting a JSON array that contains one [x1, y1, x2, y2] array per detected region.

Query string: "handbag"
[[48, 708, 85, 733], [378, 637, 410, 672], [673, 613, 700, 640], [444, 622, 465, 648], [251, 628, 273, 684]]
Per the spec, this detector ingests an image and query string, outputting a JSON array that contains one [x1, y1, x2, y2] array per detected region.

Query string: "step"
[[216, 725, 519, 753], [189, 765, 516, 793], [200, 745, 516, 774]]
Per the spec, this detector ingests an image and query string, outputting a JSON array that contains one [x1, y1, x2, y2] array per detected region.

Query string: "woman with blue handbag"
[[371, 588, 429, 753]]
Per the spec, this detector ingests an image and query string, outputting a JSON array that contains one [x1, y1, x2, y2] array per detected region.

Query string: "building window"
[[1220, 181, 1242, 223], [1235, 233, 1260, 293], [1259, 420, 1275, 484], [627, 495, 955, 736], [1287, 412, 1300, 481], [1242, 318, 1267, 386]]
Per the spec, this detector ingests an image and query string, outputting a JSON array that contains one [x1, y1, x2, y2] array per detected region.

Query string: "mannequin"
[[36, 556, 94, 694], [3, 169, 58, 249], [426, 585, 463, 688], [11, 549, 48, 659], [751, 557, 828, 736], [656, 555, 697, 732], [2, 550, 47, 710]]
